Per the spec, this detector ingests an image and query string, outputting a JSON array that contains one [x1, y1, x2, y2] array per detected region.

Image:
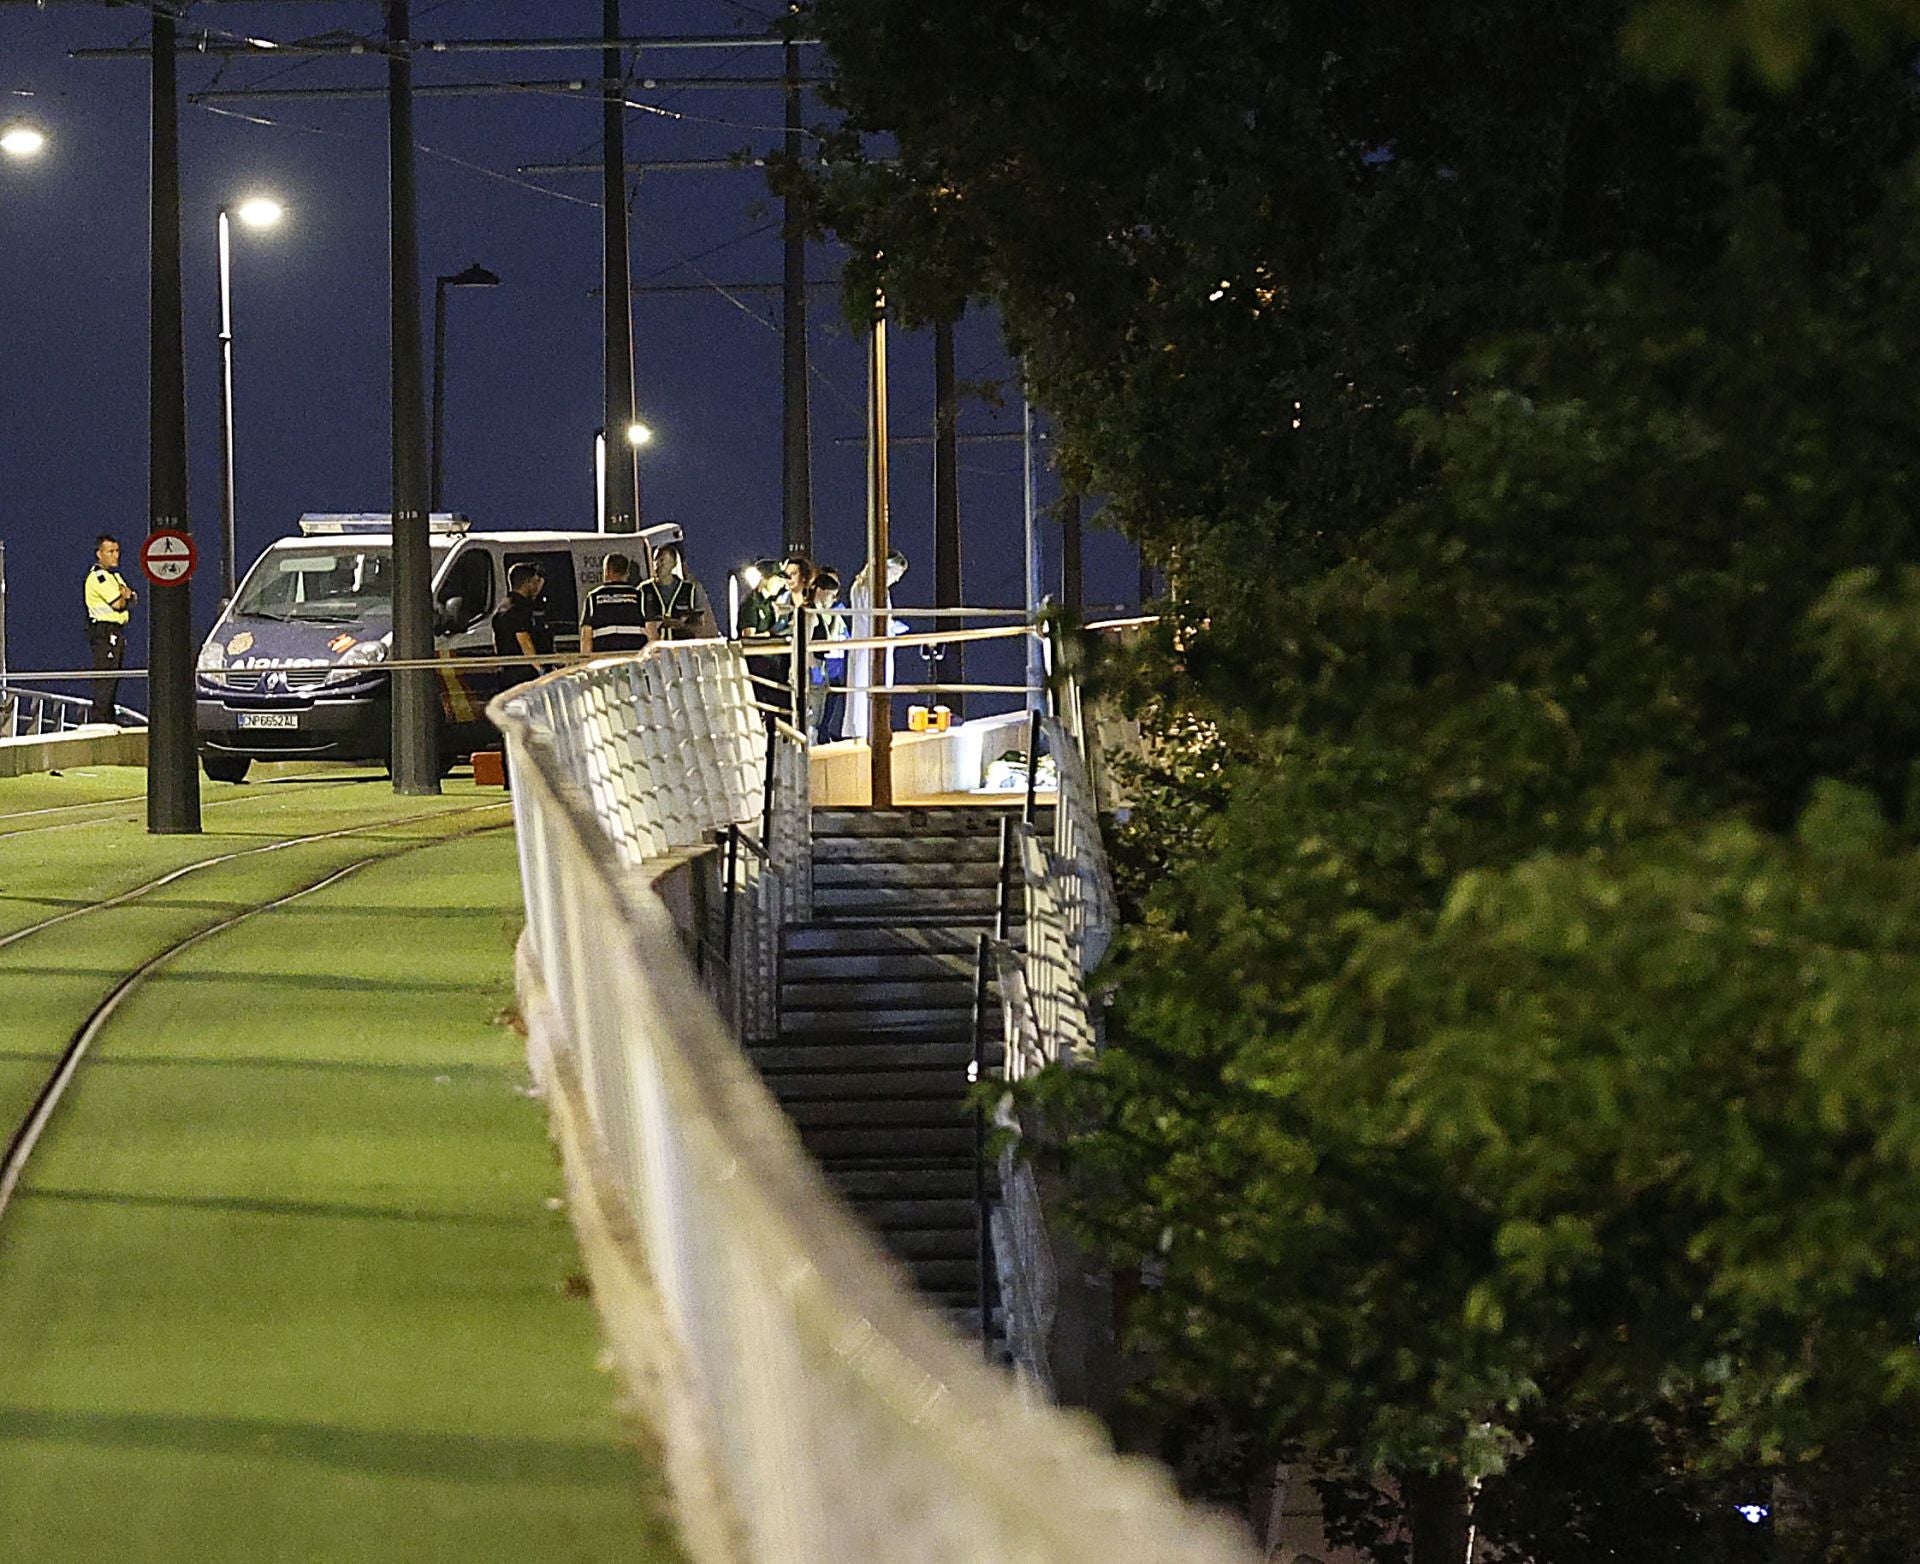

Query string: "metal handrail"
[[0, 686, 147, 738], [491, 645, 1254, 1564]]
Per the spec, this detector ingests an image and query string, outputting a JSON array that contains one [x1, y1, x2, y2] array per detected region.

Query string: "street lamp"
[[0, 122, 47, 159], [217, 193, 284, 600], [626, 420, 653, 448], [430, 263, 500, 512]]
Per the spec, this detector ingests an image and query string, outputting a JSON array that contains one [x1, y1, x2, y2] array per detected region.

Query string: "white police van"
[[195, 513, 682, 782]]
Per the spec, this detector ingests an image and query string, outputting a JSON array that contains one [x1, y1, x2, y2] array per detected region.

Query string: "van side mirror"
[[434, 594, 465, 634]]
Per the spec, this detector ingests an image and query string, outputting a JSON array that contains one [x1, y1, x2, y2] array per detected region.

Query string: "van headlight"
[[197, 642, 227, 682], [326, 638, 390, 684]]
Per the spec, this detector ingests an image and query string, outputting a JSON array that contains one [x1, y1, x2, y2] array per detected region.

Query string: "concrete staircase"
[[748, 806, 1035, 1331]]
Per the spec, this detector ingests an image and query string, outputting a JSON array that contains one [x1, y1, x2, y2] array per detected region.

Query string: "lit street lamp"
[[0, 122, 47, 159], [596, 423, 655, 531], [217, 194, 283, 600], [429, 263, 500, 512]]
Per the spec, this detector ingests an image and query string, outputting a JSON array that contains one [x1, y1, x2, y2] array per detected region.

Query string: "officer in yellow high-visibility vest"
[[84, 533, 137, 724]]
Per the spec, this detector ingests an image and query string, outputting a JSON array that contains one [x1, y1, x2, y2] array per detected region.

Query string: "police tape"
[[9, 614, 1156, 683]]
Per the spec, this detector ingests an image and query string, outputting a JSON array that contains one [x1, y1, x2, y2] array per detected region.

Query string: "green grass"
[[0, 792, 682, 1562]]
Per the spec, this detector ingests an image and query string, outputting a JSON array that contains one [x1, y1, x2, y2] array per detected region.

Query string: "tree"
[[800, 1, 1920, 1555]]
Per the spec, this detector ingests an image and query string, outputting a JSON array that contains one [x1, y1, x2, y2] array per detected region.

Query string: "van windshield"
[[232, 544, 449, 623]]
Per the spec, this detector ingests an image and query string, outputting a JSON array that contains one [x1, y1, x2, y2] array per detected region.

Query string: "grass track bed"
[[0, 799, 679, 1562]]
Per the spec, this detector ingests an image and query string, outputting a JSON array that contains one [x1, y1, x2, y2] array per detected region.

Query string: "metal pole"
[[780, 39, 812, 556], [1061, 489, 1083, 615], [602, 0, 639, 534], [429, 273, 448, 512], [1022, 396, 1045, 711], [0, 539, 9, 691], [387, 0, 439, 794], [867, 291, 893, 808], [933, 316, 964, 718], [148, 10, 200, 834], [216, 208, 238, 601], [594, 429, 608, 532], [1023, 707, 1042, 825], [971, 929, 994, 1359]]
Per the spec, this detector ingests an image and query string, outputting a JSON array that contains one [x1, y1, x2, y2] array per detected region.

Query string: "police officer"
[[491, 560, 552, 693], [580, 553, 647, 656], [638, 542, 714, 643], [83, 533, 137, 724]]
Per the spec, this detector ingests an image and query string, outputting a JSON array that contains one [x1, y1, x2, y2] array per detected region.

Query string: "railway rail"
[[0, 769, 388, 841], [0, 803, 512, 1231]]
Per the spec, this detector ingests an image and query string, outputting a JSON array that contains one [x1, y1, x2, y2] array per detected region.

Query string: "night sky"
[[0, 0, 1139, 696]]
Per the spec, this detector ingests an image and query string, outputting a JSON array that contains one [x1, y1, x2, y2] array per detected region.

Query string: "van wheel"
[[202, 754, 251, 784]]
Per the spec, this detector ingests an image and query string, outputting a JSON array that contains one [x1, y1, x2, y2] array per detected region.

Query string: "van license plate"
[[238, 712, 298, 730]]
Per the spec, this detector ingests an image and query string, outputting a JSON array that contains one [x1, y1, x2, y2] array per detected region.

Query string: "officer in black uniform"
[[83, 533, 137, 723], [580, 553, 648, 655], [490, 561, 551, 693]]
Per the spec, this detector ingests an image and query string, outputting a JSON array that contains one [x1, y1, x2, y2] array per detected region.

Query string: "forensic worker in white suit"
[[841, 550, 909, 742]]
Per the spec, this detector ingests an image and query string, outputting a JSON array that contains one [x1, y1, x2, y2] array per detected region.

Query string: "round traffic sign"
[[140, 528, 198, 586]]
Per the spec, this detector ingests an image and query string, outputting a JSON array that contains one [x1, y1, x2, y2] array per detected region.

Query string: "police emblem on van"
[[226, 631, 254, 655]]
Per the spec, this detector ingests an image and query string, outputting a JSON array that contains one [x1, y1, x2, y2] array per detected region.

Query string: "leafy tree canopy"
[[801, 0, 1920, 1556]]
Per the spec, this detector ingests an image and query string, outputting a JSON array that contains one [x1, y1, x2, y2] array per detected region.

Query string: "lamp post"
[[625, 419, 651, 527], [216, 194, 283, 600], [594, 428, 608, 532], [429, 262, 500, 512]]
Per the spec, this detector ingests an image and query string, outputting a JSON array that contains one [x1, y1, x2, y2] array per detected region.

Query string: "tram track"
[[0, 809, 514, 1231], [0, 771, 388, 842], [0, 799, 508, 955], [0, 793, 144, 826]]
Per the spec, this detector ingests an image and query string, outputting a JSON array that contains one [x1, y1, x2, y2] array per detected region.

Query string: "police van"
[[195, 513, 683, 782]]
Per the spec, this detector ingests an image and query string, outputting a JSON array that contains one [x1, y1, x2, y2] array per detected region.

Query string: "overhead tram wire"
[[66, 31, 821, 61], [192, 76, 828, 101], [191, 98, 603, 209]]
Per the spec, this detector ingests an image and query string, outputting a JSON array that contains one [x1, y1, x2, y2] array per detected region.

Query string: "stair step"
[[901, 1257, 988, 1291], [824, 1166, 978, 1199], [779, 1005, 983, 1036], [762, 1069, 974, 1102], [812, 809, 1019, 838], [780, 951, 981, 983], [782, 924, 988, 957], [814, 883, 1001, 907], [865, 1226, 983, 1261], [750, 1039, 1001, 1071], [781, 978, 980, 1009], [839, 1196, 980, 1228], [784, 1097, 976, 1130], [805, 911, 1015, 933], [813, 861, 1004, 890], [812, 836, 1005, 865], [801, 1126, 978, 1159]]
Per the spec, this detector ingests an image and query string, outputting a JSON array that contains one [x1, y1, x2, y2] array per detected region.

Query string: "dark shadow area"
[[16, 1185, 527, 1230], [44, 1053, 515, 1079], [253, 903, 516, 921], [0, 966, 492, 996], [0, 1404, 636, 1487]]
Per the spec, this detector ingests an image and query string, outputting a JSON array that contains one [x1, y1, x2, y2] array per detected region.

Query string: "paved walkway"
[[0, 766, 681, 1562]]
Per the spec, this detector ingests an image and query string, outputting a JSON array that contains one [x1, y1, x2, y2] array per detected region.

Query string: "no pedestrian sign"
[[140, 529, 197, 586]]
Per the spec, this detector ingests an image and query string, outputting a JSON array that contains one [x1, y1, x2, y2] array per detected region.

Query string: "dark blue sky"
[[0, 0, 1137, 689]]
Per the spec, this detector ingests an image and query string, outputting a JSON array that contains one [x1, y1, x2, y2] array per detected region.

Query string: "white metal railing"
[[971, 709, 1126, 1395], [998, 715, 1117, 1083], [0, 686, 145, 738], [491, 642, 1252, 1564]]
